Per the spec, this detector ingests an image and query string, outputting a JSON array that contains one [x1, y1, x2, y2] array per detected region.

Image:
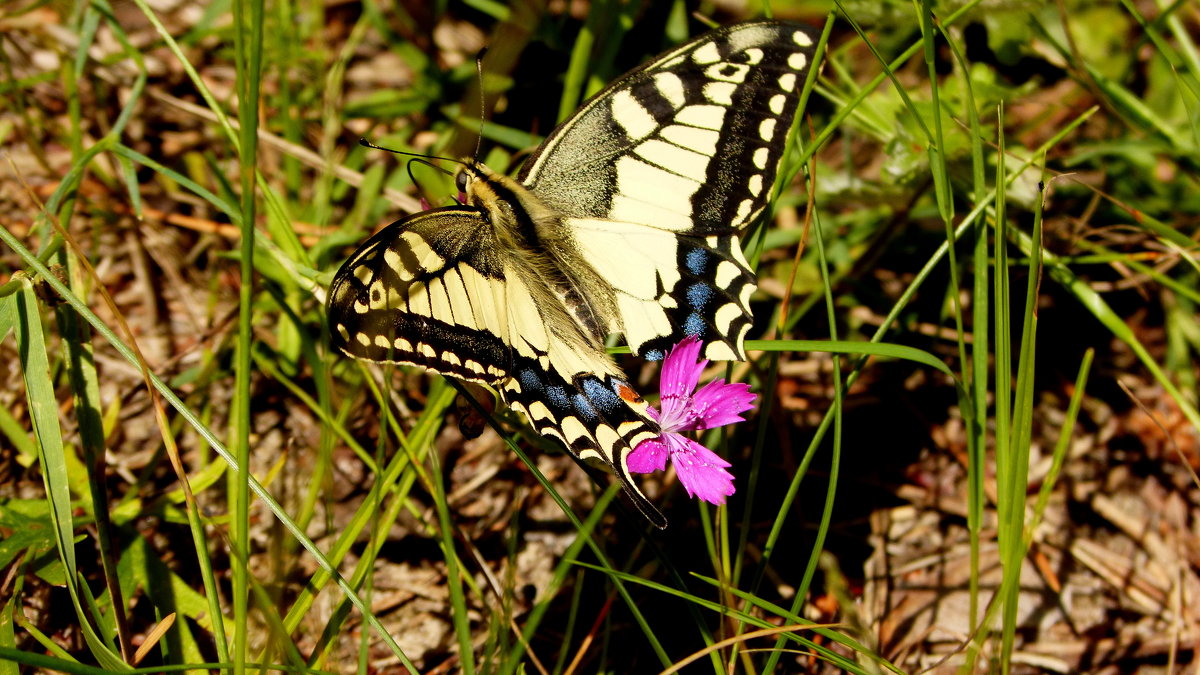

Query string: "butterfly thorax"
[[459, 162, 621, 351]]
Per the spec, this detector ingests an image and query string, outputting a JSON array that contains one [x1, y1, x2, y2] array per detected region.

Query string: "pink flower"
[[627, 337, 757, 505]]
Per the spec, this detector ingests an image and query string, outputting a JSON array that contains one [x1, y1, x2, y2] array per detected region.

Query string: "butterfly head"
[[453, 163, 474, 198], [452, 162, 489, 208], [454, 161, 509, 209], [452, 161, 552, 242]]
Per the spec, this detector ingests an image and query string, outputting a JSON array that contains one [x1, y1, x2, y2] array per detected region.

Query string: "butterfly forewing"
[[328, 207, 515, 384], [328, 207, 668, 527], [519, 21, 819, 361]]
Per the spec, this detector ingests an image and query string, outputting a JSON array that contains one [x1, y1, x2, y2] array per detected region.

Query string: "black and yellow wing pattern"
[[328, 21, 820, 527]]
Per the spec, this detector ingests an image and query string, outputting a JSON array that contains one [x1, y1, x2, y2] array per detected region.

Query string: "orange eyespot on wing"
[[615, 381, 644, 404]]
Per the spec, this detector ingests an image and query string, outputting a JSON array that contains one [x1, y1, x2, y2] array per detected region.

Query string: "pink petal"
[[666, 434, 736, 505], [690, 380, 757, 430], [659, 336, 706, 401], [627, 438, 669, 473], [656, 337, 707, 428]]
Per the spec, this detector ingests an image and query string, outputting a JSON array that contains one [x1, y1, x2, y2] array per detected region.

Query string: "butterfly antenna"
[[473, 47, 488, 163], [405, 158, 461, 208], [358, 138, 464, 167], [408, 157, 454, 177], [361, 139, 463, 209]]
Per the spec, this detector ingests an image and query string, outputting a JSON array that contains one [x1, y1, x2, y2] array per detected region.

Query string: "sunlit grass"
[[1, 0, 1198, 673]]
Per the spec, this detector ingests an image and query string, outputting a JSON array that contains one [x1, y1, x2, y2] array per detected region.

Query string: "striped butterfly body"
[[328, 21, 820, 528]]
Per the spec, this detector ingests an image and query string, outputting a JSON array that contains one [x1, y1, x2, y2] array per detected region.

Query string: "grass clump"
[[1, 1, 1198, 672]]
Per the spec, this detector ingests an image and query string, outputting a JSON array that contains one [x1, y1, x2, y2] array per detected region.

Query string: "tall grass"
[[1, 0, 1197, 673]]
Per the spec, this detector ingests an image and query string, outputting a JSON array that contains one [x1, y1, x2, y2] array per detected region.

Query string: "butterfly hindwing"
[[520, 21, 819, 361], [564, 216, 757, 361], [501, 357, 665, 528]]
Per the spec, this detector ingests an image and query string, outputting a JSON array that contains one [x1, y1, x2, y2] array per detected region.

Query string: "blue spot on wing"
[[518, 368, 545, 395], [581, 377, 622, 414], [684, 313, 706, 338], [686, 283, 714, 309], [546, 385, 569, 409], [571, 393, 599, 421], [685, 248, 709, 275], [644, 348, 665, 361]]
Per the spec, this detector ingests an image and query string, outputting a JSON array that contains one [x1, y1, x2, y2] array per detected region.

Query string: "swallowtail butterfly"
[[328, 21, 820, 528]]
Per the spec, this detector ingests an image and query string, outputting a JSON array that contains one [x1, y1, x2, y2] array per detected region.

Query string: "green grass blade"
[[430, 449, 477, 674], [573, 563, 888, 675], [0, 579, 19, 675], [0, 223, 416, 670], [764, 199, 845, 675], [1015, 235, 1200, 433], [230, 0, 265, 670], [450, 379, 672, 668], [11, 282, 129, 671], [746, 339, 957, 380], [998, 165, 1046, 670], [1030, 349, 1094, 537], [501, 485, 619, 674], [56, 293, 133, 660], [557, 11, 598, 124]]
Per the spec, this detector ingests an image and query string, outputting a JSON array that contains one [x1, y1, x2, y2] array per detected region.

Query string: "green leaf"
[[117, 535, 215, 661], [0, 592, 18, 675], [344, 84, 442, 119], [0, 500, 57, 571], [0, 290, 12, 341], [0, 404, 36, 467]]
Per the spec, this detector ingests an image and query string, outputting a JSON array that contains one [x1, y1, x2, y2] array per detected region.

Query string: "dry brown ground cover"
[[2, 1, 1199, 673]]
